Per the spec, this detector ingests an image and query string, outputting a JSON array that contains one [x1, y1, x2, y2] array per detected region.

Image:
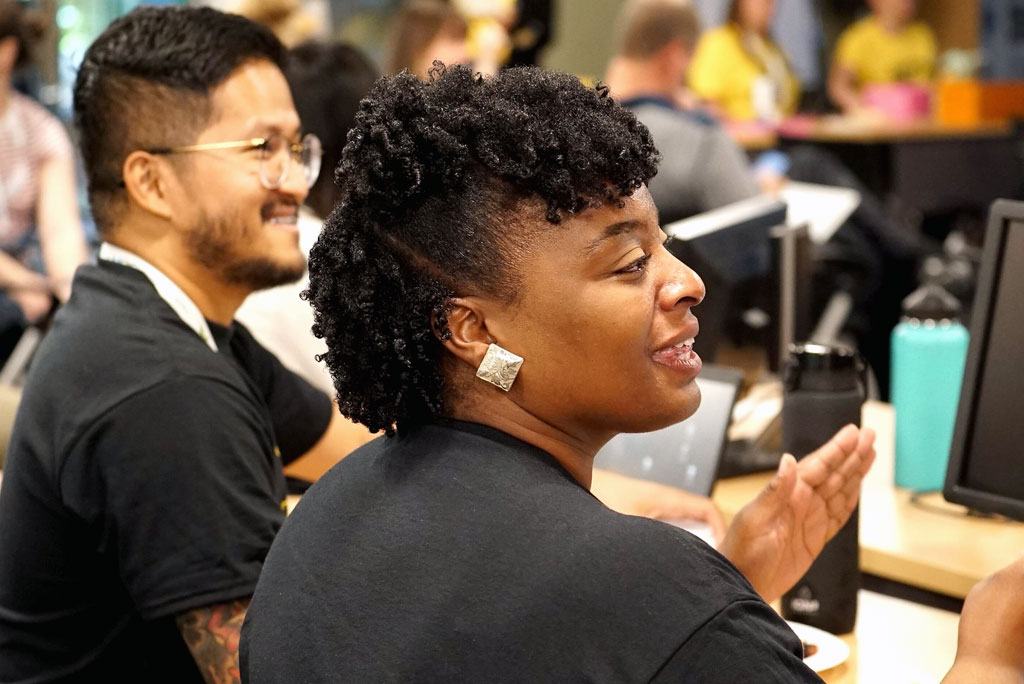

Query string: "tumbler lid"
[[901, 282, 962, 322], [784, 343, 864, 393]]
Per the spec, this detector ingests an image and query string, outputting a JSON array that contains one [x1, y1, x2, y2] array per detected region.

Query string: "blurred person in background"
[[0, 0, 87, 358], [237, 41, 379, 394], [505, 0, 553, 67], [692, 0, 825, 110], [236, 0, 318, 47], [828, 0, 936, 114], [386, 0, 469, 77], [605, 0, 758, 223], [688, 0, 799, 122]]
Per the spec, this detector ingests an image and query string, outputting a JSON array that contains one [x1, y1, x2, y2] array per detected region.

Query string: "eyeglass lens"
[[258, 134, 322, 190]]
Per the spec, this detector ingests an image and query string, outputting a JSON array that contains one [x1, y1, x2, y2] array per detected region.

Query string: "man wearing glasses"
[[0, 7, 370, 683]]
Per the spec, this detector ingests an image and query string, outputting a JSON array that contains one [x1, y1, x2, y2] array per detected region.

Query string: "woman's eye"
[[618, 253, 652, 275]]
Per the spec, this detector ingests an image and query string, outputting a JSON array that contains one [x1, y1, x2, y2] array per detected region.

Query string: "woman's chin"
[[615, 384, 702, 435]]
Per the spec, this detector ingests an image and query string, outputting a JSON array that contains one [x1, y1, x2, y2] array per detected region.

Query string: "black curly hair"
[[72, 6, 285, 234], [307, 64, 660, 434]]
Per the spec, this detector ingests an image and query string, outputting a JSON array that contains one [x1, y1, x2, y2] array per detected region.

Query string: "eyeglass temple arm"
[[147, 138, 267, 155]]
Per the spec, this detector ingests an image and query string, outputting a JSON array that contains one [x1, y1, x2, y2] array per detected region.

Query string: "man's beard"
[[186, 207, 307, 291]]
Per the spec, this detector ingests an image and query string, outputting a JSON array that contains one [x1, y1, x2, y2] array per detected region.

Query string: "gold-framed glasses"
[[147, 133, 322, 190]]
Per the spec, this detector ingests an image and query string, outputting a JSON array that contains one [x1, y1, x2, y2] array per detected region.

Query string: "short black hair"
[[306, 65, 660, 434], [285, 41, 379, 219], [72, 6, 285, 234]]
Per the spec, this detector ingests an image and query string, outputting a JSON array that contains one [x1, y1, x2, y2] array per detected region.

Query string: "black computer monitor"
[[944, 199, 1024, 521]]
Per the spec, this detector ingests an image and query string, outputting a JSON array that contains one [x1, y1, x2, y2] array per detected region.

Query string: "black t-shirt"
[[0, 262, 332, 683], [241, 420, 822, 683]]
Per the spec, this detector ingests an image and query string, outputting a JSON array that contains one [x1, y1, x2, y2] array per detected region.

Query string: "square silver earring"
[[475, 343, 524, 392]]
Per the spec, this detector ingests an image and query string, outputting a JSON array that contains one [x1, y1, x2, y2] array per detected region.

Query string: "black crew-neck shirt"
[[242, 420, 822, 683], [0, 261, 332, 683]]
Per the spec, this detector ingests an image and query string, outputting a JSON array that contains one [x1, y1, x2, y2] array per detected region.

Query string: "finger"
[[797, 424, 860, 487], [823, 443, 876, 513], [813, 426, 877, 497], [763, 452, 799, 507]]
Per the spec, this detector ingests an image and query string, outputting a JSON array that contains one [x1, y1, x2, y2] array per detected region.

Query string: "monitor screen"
[[945, 201, 1024, 519]]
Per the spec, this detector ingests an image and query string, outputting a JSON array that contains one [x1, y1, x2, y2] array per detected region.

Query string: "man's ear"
[[661, 38, 691, 78], [437, 297, 497, 371], [121, 151, 177, 221]]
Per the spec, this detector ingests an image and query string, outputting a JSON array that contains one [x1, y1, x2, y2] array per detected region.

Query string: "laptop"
[[594, 364, 744, 498]]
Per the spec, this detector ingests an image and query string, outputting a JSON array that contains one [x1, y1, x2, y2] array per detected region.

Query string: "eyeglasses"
[[147, 133, 323, 190]]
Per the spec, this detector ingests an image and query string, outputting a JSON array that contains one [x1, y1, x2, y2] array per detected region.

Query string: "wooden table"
[[713, 401, 1024, 599], [815, 590, 958, 684]]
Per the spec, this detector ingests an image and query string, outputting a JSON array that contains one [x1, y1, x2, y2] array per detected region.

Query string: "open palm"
[[718, 424, 876, 603]]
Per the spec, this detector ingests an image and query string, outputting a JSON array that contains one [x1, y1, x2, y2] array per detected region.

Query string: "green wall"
[[541, 0, 624, 81]]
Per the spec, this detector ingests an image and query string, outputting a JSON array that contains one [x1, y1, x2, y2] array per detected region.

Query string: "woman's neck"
[[876, 15, 908, 34], [447, 387, 607, 489]]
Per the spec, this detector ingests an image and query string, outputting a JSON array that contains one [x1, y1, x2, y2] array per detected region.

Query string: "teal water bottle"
[[890, 283, 969, 491]]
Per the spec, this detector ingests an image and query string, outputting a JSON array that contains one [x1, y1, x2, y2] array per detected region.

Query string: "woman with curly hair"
[[240, 64, 879, 681]]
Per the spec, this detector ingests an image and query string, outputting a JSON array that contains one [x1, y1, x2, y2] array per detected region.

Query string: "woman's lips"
[[652, 338, 702, 372]]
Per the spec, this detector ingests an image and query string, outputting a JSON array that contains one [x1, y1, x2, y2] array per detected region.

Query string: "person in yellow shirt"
[[828, 0, 937, 113], [688, 0, 800, 121]]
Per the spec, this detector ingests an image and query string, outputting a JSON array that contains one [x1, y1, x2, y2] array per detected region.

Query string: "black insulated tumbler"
[[779, 343, 866, 635]]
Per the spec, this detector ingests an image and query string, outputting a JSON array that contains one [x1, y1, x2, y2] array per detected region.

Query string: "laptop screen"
[[594, 365, 743, 497]]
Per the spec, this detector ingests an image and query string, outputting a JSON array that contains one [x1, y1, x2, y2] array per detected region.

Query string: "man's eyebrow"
[[582, 220, 643, 256], [241, 119, 301, 138]]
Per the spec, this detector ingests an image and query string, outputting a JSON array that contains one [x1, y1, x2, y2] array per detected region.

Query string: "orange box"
[[937, 79, 1024, 125]]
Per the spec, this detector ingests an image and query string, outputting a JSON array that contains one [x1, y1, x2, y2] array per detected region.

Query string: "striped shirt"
[[0, 91, 73, 253]]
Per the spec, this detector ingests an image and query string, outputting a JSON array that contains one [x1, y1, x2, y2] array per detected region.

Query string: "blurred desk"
[[721, 115, 1020, 215], [777, 116, 1019, 216], [818, 589, 958, 684], [777, 116, 1012, 145], [714, 401, 1024, 599]]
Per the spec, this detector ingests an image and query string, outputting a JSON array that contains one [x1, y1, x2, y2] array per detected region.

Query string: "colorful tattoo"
[[176, 599, 249, 684]]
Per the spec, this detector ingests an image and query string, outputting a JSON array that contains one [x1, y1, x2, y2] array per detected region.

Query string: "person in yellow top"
[[688, 0, 800, 121], [828, 0, 937, 113]]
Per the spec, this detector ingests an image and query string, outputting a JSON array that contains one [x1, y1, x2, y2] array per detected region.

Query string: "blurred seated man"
[[828, 0, 937, 114], [0, 7, 373, 682], [605, 0, 758, 223]]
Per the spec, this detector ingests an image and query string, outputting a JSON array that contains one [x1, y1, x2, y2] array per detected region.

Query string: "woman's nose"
[[659, 260, 705, 311]]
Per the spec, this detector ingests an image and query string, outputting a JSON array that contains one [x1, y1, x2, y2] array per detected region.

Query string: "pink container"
[[862, 84, 932, 122]]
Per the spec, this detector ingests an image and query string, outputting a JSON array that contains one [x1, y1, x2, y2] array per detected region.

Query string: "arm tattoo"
[[176, 598, 250, 684]]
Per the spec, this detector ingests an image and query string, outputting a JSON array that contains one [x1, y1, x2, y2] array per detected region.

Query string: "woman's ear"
[[438, 297, 494, 371]]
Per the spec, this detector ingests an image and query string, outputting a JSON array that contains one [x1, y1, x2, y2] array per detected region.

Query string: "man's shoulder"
[[17, 264, 254, 450], [628, 100, 716, 139], [42, 263, 225, 373]]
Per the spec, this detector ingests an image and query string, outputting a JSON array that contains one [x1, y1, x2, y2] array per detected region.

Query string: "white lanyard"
[[98, 242, 219, 353]]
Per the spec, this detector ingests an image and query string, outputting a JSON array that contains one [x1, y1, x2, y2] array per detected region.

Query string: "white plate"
[[786, 621, 851, 673]]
